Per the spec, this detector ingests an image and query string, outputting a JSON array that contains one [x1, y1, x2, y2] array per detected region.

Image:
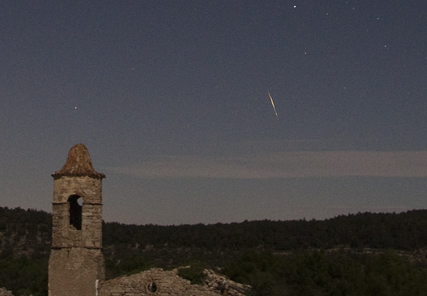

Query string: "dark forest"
[[1, 207, 427, 296]]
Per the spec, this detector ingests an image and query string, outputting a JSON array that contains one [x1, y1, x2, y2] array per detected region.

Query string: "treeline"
[[1, 207, 427, 295], [103, 210, 427, 251], [2, 207, 427, 259]]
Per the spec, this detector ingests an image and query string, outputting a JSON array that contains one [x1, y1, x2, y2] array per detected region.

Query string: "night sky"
[[1, 1, 427, 225]]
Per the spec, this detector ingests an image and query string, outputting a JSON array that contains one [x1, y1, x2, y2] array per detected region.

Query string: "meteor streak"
[[268, 92, 279, 119]]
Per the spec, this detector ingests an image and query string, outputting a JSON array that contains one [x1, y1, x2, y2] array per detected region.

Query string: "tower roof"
[[52, 144, 105, 179]]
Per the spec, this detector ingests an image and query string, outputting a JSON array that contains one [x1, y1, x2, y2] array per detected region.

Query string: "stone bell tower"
[[48, 144, 105, 296]]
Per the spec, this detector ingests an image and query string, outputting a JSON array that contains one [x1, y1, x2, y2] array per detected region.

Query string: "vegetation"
[[224, 250, 427, 296], [0, 256, 47, 296], [1, 206, 427, 295], [176, 261, 208, 285]]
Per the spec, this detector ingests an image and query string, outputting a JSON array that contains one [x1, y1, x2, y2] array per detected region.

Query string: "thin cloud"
[[106, 151, 427, 179]]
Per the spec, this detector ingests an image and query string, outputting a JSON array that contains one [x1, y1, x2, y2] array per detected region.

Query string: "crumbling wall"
[[203, 269, 251, 296], [97, 268, 220, 296], [97, 268, 250, 296], [0, 287, 13, 296]]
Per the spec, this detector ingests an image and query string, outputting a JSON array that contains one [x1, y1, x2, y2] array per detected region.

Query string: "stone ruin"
[[43, 144, 250, 296], [0, 288, 13, 296], [97, 267, 250, 296]]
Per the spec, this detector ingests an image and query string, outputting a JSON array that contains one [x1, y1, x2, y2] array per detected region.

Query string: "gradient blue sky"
[[1, 0, 426, 225]]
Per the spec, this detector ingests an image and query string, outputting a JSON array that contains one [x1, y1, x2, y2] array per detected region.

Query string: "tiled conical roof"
[[52, 144, 105, 179]]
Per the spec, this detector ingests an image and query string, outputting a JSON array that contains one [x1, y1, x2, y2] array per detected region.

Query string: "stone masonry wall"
[[52, 176, 103, 249], [49, 174, 104, 296], [49, 248, 105, 296], [0, 288, 13, 296], [98, 268, 251, 296], [98, 268, 220, 296]]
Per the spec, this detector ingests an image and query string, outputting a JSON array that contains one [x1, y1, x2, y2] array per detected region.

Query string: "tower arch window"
[[68, 195, 83, 230]]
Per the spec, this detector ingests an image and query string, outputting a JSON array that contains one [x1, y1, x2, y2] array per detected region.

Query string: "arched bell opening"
[[68, 195, 83, 230]]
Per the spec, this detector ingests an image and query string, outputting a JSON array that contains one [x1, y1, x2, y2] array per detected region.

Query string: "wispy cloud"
[[107, 151, 427, 179]]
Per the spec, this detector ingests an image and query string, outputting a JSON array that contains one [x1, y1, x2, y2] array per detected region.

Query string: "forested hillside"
[[1, 207, 427, 295]]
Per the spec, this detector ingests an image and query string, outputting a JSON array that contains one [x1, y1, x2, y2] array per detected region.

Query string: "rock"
[[0, 287, 13, 296], [203, 269, 251, 296]]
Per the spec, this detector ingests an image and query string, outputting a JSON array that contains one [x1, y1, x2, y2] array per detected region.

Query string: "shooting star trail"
[[268, 92, 279, 120]]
